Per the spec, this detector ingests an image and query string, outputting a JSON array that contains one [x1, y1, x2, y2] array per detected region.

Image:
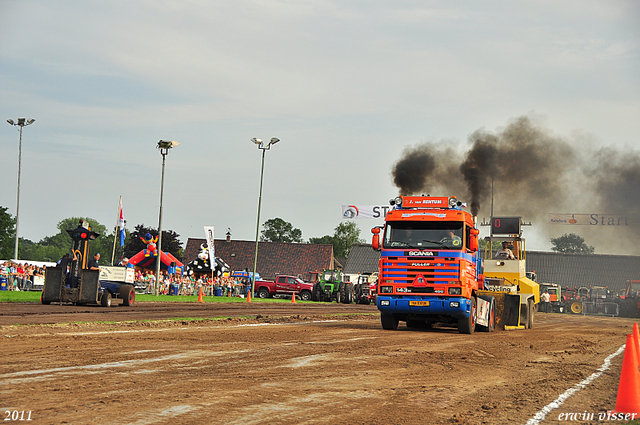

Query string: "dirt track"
[[0, 302, 635, 425]]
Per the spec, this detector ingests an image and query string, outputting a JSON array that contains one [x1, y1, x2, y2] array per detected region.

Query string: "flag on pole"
[[118, 197, 125, 247], [204, 226, 215, 268]]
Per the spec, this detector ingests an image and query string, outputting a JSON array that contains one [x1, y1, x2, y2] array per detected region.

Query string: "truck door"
[[275, 276, 287, 294], [287, 277, 300, 295]]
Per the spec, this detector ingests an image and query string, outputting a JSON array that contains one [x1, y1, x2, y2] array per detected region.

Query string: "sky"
[[1, 0, 639, 255]]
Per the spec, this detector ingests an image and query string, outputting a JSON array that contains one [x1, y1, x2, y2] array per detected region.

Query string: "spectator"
[[541, 290, 551, 313], [87, 253, 100, 270], [148, 272, 156, 293], [8, 262, 16, 290], [16, 263, 25, 291]]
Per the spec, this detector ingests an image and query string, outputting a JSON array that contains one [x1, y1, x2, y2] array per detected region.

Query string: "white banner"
[[203, 226, 215, 267], [548, 213, 638, 226], [342, 205, 391, 219]]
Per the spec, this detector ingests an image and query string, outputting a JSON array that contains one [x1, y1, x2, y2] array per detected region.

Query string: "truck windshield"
[[383, 222, 464, 250]]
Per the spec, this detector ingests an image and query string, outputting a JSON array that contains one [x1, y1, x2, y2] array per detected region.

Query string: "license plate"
[[409, 301, 430, 306]]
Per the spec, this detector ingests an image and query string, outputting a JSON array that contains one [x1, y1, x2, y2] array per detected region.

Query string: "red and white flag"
[[118, 197, 125, 247]]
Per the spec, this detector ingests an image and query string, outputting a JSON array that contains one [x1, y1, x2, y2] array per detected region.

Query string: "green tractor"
[[312, 269, 353, 303]]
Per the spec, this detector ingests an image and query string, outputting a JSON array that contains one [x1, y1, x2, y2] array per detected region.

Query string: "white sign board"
[[99, 266, 134, 283], [204, 226, 215, 267]]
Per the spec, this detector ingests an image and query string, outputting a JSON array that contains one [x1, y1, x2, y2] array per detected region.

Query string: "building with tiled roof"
[[184, 237, 334, 281], [343, 243, 380, 275], [526, 251, 640, 292]]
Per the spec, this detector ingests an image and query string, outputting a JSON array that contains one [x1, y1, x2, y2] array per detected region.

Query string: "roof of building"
[[343, 244, 380, 274], [184, 238, 334, 281], [334, 257, 347, 270], [526, 251, 640, 292]]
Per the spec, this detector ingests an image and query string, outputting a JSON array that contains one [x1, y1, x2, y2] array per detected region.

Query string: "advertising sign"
[[342, 205, 391, 219], [548, 214, 638, 226]]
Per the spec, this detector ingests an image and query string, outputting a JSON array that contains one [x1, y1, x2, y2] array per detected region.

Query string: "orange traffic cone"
[[614, 334, 640, 416], [291, 293, 296, 303], [633, 323, 640, 364], [246, 290, 251, 303], [198, 287, 204, 303]]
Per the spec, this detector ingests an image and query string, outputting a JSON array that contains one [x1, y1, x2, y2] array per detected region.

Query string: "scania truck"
[[371, 195, 538, 334]]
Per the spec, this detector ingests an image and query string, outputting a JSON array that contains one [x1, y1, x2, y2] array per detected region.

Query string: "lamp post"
[[155, 140, 180, 296], [6, 118, 35, 261], [250, 137, 280, 298]]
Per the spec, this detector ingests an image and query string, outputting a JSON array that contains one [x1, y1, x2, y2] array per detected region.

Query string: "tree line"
[[0, 208, 366, 264], [0, 207, 184, 264]]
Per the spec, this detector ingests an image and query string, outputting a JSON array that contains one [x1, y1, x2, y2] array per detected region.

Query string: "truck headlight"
[[379, 286, 393, 293], [450, 301, 460, 308], [380, 300, 390, 306], [449, 287, 461, 295]]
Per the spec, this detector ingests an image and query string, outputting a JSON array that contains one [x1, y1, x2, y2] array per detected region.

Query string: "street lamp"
[[155, 140, 179, 296], [251, 137, 280, 298], [6, 118, 35, 260]]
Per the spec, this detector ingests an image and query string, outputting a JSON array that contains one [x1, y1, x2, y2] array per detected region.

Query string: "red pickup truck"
[[255, 275, 313, 301]]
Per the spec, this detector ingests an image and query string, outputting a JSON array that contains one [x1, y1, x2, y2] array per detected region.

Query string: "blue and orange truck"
[[371, 195, 538, 333]]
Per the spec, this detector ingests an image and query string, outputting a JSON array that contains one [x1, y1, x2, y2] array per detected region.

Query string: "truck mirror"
[[371, 227, 380, 251], [372, 234, 380, 250], [469, 228, 479, 252]]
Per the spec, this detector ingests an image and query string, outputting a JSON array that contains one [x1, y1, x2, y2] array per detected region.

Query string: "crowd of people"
[[134, 270, 250, 297], [1, 256, 252, 297], [0, 261, 46, 291]]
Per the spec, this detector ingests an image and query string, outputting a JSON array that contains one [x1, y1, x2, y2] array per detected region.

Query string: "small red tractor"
[[353, 273, 377, 305]]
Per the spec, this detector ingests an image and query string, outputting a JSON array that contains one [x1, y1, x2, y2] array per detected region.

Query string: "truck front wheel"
[[381, 313, 399, 330], [300, 290, 312, 301], [458, 297, 476, 334]]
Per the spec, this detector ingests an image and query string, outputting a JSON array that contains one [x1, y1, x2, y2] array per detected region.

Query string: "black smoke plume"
[[391, 115, 640, 254]]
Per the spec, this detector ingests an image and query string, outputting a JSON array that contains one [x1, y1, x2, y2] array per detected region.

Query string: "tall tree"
[[20, 216, 110, 262], [123, 224, 183, 261], [550, 233, 595, 254], [0, 206, 16, 259], [260, 218, 303, 243], [309, 222, 365, 258], [333, 222, 366, 257], [308, 235, 336, 246]]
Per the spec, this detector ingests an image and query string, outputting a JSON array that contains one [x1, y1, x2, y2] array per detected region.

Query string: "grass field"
[[0, 291, 310, 304]]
